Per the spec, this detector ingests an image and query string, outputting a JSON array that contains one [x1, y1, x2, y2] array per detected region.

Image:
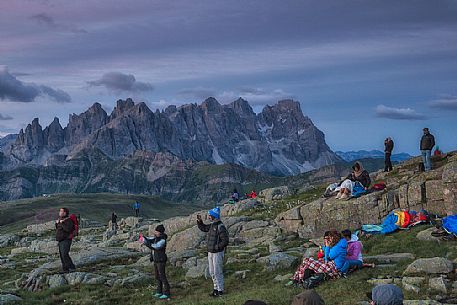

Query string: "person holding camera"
[[142, 224, 170, 300], [197, 207, 229, 297]]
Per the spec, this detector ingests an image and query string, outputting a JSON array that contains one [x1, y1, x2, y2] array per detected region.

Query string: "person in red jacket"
[[55, 207, 76, 273]]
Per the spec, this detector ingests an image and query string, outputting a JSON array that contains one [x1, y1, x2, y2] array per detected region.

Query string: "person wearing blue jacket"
[[323, 231, 348, 272]]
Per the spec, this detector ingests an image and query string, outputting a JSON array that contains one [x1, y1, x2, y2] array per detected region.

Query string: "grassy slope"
[[0, 193, 199, 234]]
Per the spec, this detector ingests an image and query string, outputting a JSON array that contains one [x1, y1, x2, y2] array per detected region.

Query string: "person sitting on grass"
[[340, 229, 375, 273], [291, 231, 347, 284], [142, 224, 170, 300]]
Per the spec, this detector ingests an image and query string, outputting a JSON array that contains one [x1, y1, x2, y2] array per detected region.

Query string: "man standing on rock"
[[55, 207, 76, 273], [384, 137, 394, 172], [197, 207, 229, 297], [420, 128, 435, 172]]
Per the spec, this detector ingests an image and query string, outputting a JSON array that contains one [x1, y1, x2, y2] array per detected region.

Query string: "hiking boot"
[[159, 294, 170, 300], [217, 291, 224, 297], [153, 293, 162, 298]]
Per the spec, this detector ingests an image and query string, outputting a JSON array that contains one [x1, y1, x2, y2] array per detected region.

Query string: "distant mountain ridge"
[[335, 150, 412, 162], [2, 97, 339, 176]]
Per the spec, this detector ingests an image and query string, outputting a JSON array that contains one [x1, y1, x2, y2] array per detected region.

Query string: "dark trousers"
[[154, 262, 170, 296], [384, 152, 393, 172], [58, 239, 75, 271], [135, 209, 139, 217]]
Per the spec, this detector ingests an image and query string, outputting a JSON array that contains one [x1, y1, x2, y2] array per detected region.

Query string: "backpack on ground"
[[69, 214, 79, 239], [302, 273, 326, 289]]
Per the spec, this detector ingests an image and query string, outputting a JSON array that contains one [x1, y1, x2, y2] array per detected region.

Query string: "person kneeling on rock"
[[142, 224, 170, 300], [197, 207, 229, 297]]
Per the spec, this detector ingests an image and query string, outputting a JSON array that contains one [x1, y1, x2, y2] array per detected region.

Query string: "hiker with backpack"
[[142, 224, 170, 300], [336, 161, 371, 199], [384, 137, 394, 172], [197, 207, 229, 297], [55, 207, 77, 273], [420, 128, 435, 172]]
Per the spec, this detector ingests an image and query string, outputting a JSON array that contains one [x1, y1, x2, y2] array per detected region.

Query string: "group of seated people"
[[324, 161, 372, 199], [291, 229, 374, 287], [230, 189, 257, 203]]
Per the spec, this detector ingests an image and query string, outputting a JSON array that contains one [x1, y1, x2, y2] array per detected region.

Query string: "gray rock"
[[234, 270, 251, 279], [64, 272, 105, 286], [274, 273, 293, 282], [416, 228, 442, 242], [403, 283, 421, 293], [404, 257, 453, 275], [403, 277, 426, 286], [0, 234, 20, 248], [0, 294, 22, 303], [185, 258, 209, 279], [256, 253, 298, 271], [47, 274, 67, 288], [429, 277, 448, 294]]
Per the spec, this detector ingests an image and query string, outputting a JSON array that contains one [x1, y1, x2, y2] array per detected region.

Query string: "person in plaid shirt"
[[292, 231, 347, 283]]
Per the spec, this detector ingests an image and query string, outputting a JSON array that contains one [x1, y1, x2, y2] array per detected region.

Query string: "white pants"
[[340, 179, 355, 194], [208, 251, 224, 291]]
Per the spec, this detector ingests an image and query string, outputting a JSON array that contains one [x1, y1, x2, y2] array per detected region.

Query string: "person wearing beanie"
[[142, 224, 170, 300], [197, 206, 229, 297], [291, 290, 325, 305], [367, 284, 403, 305]]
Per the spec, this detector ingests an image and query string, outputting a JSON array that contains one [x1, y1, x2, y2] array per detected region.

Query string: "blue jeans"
[[421, 150, 432, 171], [340, 260, 363, 274]]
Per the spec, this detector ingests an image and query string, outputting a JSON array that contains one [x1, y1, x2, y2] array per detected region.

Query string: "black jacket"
[[197, 220, 229, 253], [385, 140, 394, 154], [420, 133, 435, 150], [144, 233, 168, 263], [341, 170, 371, 188], [56, 218, 74, 242]]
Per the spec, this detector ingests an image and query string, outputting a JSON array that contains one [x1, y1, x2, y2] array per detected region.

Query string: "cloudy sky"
[[1, 0, 456, 154]]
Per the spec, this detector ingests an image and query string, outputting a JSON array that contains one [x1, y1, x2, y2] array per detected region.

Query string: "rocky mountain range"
[[0, 98, 343, 201], [2, 97, 338, 176]]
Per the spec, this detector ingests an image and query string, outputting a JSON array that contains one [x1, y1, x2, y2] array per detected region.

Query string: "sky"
[[0, 0, 456, 155]]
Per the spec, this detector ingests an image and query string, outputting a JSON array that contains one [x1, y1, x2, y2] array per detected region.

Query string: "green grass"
[[239, 185, 325, 220], [0, 193, 201, 234]]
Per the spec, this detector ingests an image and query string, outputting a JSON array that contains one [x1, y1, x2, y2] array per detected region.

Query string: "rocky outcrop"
[[276, 153, 457, 238]]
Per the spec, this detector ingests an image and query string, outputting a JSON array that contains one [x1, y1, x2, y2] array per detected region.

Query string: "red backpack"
[[69, 214, 79, 239]]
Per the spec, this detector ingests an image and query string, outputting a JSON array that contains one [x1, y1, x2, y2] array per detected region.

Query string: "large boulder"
[[404, 257, 453, 275], [0, 234, 20, 247], [256, 253, 298, 271], [167, 226, 206, 253], [259, 186, 290, 201], [184, 257, 209, 279], [26, 221, 55, 234]]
